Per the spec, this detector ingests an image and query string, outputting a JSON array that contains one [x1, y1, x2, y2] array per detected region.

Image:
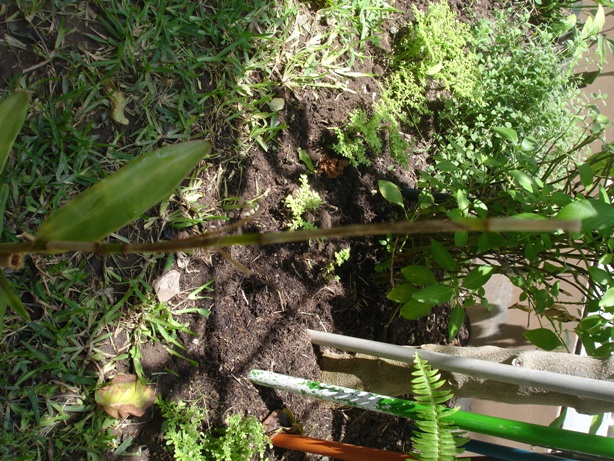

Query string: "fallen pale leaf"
[[103, 80, 130, 125], [268, 98, 285, 112], [95, 374, 156, 419]]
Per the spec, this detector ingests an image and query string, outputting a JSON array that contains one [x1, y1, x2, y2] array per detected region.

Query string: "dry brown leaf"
[[317, 154, 349, 179]]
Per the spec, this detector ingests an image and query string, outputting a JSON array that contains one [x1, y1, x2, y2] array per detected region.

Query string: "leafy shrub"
[[429, 7, 588, 195], [159, 399, 271, 461]]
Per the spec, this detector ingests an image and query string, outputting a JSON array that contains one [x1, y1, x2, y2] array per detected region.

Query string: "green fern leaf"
[[410, 353, 468, 461]]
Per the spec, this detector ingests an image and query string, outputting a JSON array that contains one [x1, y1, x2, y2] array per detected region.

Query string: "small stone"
[[153, 270, 181, 303]]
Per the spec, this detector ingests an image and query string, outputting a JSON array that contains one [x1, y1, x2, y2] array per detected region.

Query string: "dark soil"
[[1, 1, 495, 459]]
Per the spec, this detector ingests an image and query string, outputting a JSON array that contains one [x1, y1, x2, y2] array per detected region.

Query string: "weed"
[[331, 101, 413, 167], [331, 0, 479, 166], [122, 279, 211, 376], [284, 174, 323, 230], [158, 398, 272, 461], [0, 260, 122, 459], [323, 247, 351, 281]]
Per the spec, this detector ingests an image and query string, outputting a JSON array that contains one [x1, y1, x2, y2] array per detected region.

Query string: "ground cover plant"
[[331, 1, 614, 354], [1, 0, 614, 460]]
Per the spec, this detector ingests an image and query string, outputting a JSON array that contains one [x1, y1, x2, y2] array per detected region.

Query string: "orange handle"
[[271, 433, 415, 461]]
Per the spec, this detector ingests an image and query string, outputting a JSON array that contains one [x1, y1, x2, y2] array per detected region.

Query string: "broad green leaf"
[[493, 127, 518, 144], [579, 332, 597, 356], [520, 136, 539, 152], [448, 304, 465, 341], [578, 315, 606, 334], [378, 180, 404, 208], [454, 231, 468, 246], [95, 374, 156, 419], [509, 170, 536, 193], [297, 148, 315, 173], [400, 299, 432, 320], [463, 266, 495, 291], [594, 5, 606, 33], [0, 91, 29, 174], [550, 191, 572, 207], [35, 140, 210, 244], [541, 262, 566, 275], [588, 266, 612, 286], [585, 149, 613, 178], [436, 160, 459, 172], [0, 271, 30, 321], [556, 199, 614, 231], [387, 283, 417, 303], [430, 239, 458, 272], [412, 284, 453, 305], [599, 287, 614, 308], [523, 328, 563, 351], [586, 299, 601, 313], [581, 14, 595, 38], [455, 190, 470, 216], [578, 163, 593, 189], [401, 265, 437, 286], [551, 14, 576, 35]]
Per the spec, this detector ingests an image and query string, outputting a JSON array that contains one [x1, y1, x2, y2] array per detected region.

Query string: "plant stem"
[[2, 218, 581, 260]]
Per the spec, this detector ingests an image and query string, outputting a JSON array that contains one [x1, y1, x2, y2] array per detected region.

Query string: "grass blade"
[[0, 270, 30, 321], [0, 91, 29, 174], [35, 140, 211, 244]]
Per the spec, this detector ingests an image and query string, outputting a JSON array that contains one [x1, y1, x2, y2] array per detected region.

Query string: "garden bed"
[[4, 0, 609, 460]]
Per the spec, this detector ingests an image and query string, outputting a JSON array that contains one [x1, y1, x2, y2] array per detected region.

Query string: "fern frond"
[[410, 353, 468, 461]]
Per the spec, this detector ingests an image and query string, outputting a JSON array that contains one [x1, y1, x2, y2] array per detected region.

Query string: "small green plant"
[[410, 353, 467, 461], [284, 174, 323, 230], [158, 398, 272, 461], [123, 279, 211, 376], [323, 247, 351, 281], [332, 103, 411, 166], [394, 0, 482, 102]]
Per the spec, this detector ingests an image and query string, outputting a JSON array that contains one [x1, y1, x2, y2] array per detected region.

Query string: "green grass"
[[0, 258, 122, 459], [0, 0, 395, 457]]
